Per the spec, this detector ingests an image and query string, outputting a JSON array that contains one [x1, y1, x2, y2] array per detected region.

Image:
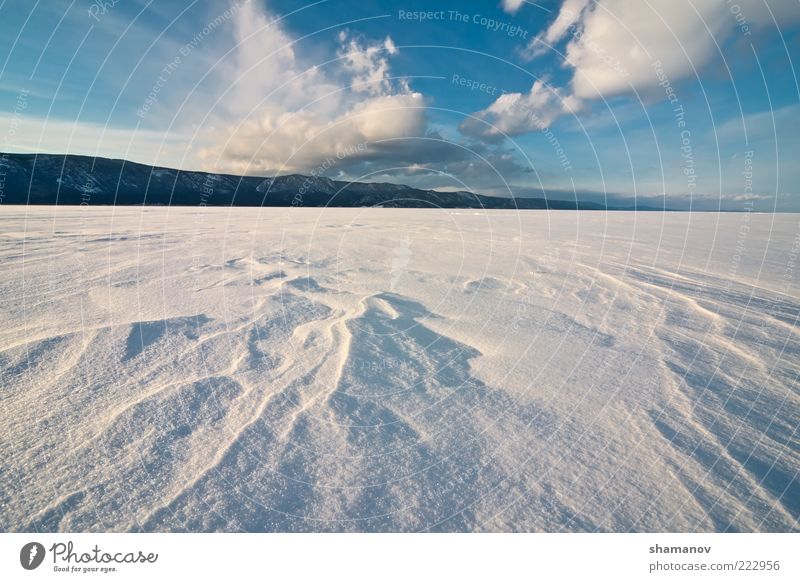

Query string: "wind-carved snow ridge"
[[0, 207, 797, 532]]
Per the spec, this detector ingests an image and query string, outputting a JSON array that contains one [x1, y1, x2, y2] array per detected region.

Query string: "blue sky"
[[1, 0, 799, 210]]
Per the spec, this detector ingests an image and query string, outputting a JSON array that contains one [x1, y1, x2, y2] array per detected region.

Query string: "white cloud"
[[460, 79, 582, 140], [201, 92, 428, 175], [338, 33, 404, 95], [561, 0, 729, 100], [471, 0, 800, 140], [520, 0, 589, 60], [717, 102, 800, 142], [5, 2, 524, 183], [501, 0, 526, 15], [195, 2, 427, 175]]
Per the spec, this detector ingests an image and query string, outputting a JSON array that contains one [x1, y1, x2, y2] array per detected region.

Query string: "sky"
[[0, 0, 799, 210]]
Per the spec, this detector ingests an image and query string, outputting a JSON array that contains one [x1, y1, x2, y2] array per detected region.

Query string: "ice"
[[0, 206, 797, 532]]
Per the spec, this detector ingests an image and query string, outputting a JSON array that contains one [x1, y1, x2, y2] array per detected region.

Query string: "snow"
[[0, 206, 798, 532]]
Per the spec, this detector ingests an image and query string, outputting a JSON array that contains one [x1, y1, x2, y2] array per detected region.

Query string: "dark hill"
[[0, 152, 614, 209]]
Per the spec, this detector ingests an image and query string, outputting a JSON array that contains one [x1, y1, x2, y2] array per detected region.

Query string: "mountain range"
[[0, 152, 630, 210]]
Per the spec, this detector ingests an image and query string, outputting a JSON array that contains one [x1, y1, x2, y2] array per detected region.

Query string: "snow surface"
[[0, 206, 798, 532]]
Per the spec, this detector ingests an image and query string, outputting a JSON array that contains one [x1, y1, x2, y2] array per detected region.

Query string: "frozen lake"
[[1, 206, 798, 532]]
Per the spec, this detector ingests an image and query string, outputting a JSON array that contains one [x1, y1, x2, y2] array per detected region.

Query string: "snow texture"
[[0, 207, 798, 532]]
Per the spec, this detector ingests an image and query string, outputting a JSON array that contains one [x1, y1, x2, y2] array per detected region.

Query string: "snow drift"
[[0, 207, 797, 532]]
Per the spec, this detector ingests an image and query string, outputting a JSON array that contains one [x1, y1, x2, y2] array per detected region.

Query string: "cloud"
[[519, 0, 589, 60], [459, 79, 582, 141], [337, 32, 404, 95], [221, 0, 315, 115], [3, 1, 532, 187], [717, 102, 800, 143], [728, 193, 773, 201], [193, 2, 460, 177], [500, 0, 526, 15], [190, 2, 540, 184], [314, 133, 536, 192], [200, 92, 430, 175], [470, 0, 800, 141], [557, 0, 729, 100]]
